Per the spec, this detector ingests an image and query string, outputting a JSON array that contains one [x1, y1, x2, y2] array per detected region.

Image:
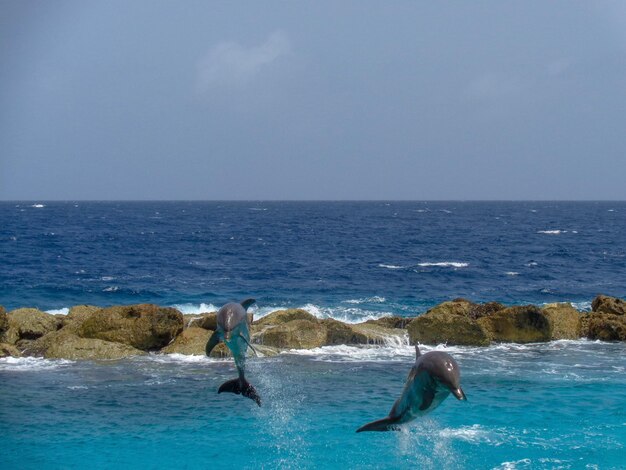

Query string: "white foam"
[[378, 264, 404, 269], [31, 204, 45, 208], [537, 230, 564, 234], [169, 302, 219, 315], [569, 301, 592, 312], [0, 357, 74, 371], [343, 296, 386, 304], [494, 458, 532, 469], [46, 307, 69, 315], [103, 286, 118, 292], [505, 272, 520, 276], [418, 262, 469, 268]]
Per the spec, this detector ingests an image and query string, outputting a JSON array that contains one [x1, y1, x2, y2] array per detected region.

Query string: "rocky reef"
[[1, 295, 625, 360]]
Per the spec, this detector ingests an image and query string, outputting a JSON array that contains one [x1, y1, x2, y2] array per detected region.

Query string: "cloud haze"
[[196, 30, 291, 94], [1, 1, 626, 200]]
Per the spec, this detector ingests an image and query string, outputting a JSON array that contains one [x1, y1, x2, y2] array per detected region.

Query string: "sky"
[[1, 1, 626, 200]]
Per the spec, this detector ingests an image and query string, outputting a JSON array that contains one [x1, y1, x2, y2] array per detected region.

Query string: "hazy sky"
[[2, 1, 626, 200]]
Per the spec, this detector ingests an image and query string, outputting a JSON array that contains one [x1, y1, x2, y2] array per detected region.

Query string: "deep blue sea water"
[[1, 201, 625, 469]]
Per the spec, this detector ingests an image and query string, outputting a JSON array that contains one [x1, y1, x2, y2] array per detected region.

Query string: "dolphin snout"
[[451, 387, 467, 401]]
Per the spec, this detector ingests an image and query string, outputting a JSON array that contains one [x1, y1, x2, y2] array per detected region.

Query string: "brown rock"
[[43, 330, 144, 360], [4, 308, 61, 344], [322, 318, 369, 345], [542, 303, 581, 340], [188, 312, 218, 330], [161, 327, 211, 355], [350, 323, 407, 345], [254, 309, 318, 327], [0, 342, 21, 358], [580, 313, 626, 341], [78, 304, 183, 350], [408, 312, 490, 346], [0, 306, 8, 334], [591, 295, 626, 316], [253, 319, 326, 349], [363, 316, 412, 329], [478, 306, 551, 343]]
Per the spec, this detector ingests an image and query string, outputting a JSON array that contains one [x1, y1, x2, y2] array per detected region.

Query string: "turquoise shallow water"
[[1, 340, 625, 469]]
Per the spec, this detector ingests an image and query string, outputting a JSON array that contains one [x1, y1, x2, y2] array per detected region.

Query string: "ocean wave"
[[505, 272, 520, 276], [0, 356, 74, 371], [418, 262, 469, 268], [169, 302, 219, 314], [45, 307, 69, 315], [342, 296, 386, 304], [31, 204, 45, 208], [295, 303, 396, 323], [537, 230, 564, 234], [378, 264, 404, 269]]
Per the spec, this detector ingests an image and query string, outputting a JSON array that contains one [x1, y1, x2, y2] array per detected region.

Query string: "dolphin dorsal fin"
[[415, 344, 421, 358], [240, 298, 256, 310]]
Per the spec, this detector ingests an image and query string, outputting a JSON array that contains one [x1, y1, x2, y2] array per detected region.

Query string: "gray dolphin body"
[[357, 345, 466, 432], [205, 298, 261, 406]]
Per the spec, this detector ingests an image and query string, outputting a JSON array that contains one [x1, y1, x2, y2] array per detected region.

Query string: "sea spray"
[[248, 357, 311, 469]]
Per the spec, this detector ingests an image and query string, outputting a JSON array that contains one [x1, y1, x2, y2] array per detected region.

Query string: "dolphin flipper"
[[356, 416, 401, 432], [218, 378, 262, 406], [239, 332, 260, 357], [205, 330, 220, 356]]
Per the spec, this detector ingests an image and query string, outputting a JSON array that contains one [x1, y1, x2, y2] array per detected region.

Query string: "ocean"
[[1, 201, 625, 468]]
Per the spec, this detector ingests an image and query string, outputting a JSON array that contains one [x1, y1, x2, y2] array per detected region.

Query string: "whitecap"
[[0, 356, 74, 371], [46, 307, 69, 315], [169, 302, 219, 314], [31, 204, 45, 208], [103, 286, 119, 292], [378, 264, 404, 269], [343, 296, 386, 304], [505, 272, 520, 276], [418, 262, 469, 268], [537, 230, 564, 234]]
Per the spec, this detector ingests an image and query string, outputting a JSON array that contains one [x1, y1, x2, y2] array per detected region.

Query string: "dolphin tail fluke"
[[218, 378, 262, 407], [356, 416, 401, 433]]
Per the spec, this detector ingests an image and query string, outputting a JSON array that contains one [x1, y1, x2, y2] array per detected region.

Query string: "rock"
[[43, 330, 144, 360], [478, 306, 551, 343], [3, 308, 61, 344], [542, 303, 581, 340], [188, 312, 217, 330], [60, 305, 102, 332], [253, 319, 327, 349], [363, 316, 412, 329], [0, 342, 21, 358], [322, 318, 369, 345], [350, 323, 407, 345], [254, 309, 318, 327], [467, 301, 505, 320], [0, 306, 8, 334], [580, 313, 626, 341], [591, 295, 626, 316], [161, 327, 211, 355], [408, 312, 490, 346], [78, 304, 183, 350]]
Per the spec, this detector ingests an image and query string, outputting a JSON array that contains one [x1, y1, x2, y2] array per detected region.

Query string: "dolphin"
[[357, 345, 466, 432], [205, 298, 261, 406]]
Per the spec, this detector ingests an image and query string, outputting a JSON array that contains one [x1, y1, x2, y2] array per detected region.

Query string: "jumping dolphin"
[[206, 298, 261, 406], [357, 345, 466, 432]]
